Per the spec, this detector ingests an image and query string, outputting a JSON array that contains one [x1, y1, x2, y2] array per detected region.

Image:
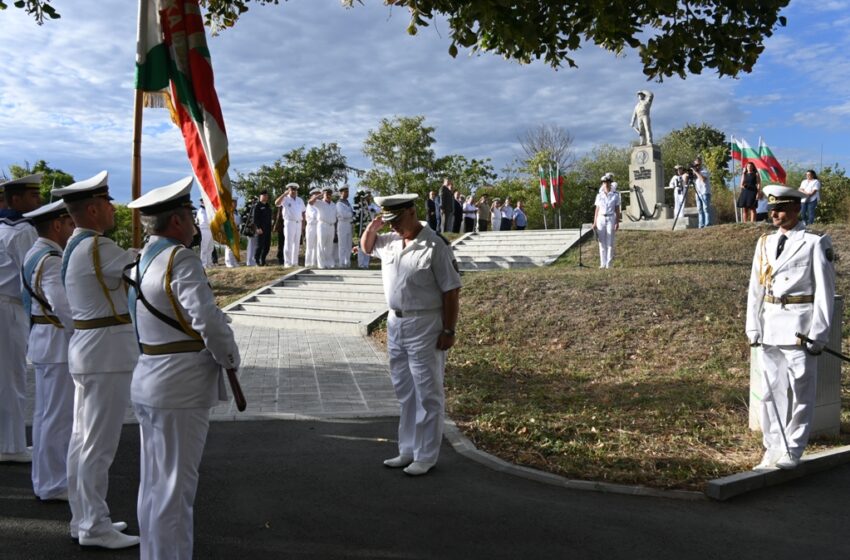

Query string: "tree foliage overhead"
[[232, 143, 350, 201], [9, 0, 789, 80]]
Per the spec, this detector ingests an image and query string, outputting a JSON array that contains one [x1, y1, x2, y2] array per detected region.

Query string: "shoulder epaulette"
[[805, 228, 825, 237]]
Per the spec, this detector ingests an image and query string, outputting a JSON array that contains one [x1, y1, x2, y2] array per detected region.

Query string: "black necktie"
[[776, 234, 787, 259]]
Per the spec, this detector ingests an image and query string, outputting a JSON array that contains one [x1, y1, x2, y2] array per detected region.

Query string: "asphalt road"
[[2, 418, 849, 559]]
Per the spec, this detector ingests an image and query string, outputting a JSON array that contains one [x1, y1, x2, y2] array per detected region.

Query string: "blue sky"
[[0, 0, 844, 202]]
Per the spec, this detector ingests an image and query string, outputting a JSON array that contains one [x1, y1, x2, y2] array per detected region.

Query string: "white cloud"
[[0, 0, 845, 201]]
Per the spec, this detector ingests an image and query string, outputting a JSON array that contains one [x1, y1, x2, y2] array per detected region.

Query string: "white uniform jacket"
[[314, 199, 337, 224], [746, 223, 835, 346], [0, 216, 37, 299], [130, 237, 240, 409], [281, 196, 305, 222], [336, 200, 354, 224], [64, 228, 139, 374], [306, 204, 319, 225], [370, 223, 462, 311], [25, 238, 74, 364]]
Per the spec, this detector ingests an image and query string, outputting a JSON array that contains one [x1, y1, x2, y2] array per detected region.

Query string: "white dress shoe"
[[72, 522, 129, 541], [383, 455, 414, 468], [403, 461, 436, 476], [775, 453, 801, 470], [0, 447, 33, 463], [79, 528, 139, 549], [753, 450, 782, 470]]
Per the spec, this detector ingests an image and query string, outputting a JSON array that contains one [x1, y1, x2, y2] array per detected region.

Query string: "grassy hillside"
[[446, 223, 850, 490]]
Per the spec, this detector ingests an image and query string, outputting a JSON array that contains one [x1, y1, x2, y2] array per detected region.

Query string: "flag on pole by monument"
[[758, 137, 787, 184], [737, 137, 775, 183], [538, 165, 550, 208], [135, 0, 240, 258], [730, 136, 743, 162]]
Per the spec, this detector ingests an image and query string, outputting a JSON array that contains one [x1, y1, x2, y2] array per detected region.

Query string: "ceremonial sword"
[[796, 332, 850, 362]]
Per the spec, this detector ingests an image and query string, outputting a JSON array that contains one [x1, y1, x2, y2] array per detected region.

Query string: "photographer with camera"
[[691, 156, 711, 228]]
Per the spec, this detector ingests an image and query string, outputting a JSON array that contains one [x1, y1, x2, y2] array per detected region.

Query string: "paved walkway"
[[24, 324, 399, 423]]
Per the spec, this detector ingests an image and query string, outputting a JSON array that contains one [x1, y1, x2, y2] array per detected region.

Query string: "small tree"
[[518, 124, 575, 174], [361, 115, 436, 197]]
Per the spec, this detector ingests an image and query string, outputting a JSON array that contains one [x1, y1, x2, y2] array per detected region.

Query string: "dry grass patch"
[[445, 223, 850, 490]]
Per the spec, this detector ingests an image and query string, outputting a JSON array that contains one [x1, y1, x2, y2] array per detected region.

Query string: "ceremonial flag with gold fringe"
[[135, 0, 239, 258]]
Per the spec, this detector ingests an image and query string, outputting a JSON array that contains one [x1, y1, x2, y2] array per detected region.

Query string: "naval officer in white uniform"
[[305, 188, 320, 267], [22, 201, 76, 500], [361, 194, 461, 476], [314, 187, 337, 269], [275, 183, 306, 267], [336, 185, 354, 268], [0, 173, 41, 463], [746, 185, 835, 470], [52, 171, 140, 549], [127, 177, 240, 560]]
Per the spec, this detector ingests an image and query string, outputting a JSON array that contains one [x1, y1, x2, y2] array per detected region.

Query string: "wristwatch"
[[442, 328, 456, 337]]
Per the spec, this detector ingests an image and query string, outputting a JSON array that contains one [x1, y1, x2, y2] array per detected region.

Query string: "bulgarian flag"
[[135, 0, 240, 258], [759, 137, 786, 184], [538, 165, 550, 208], [730, 136, 743, 162], [738, 137, 777, 183]]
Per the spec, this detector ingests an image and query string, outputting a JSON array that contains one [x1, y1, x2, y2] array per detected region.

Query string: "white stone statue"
[[630, 90, 654, 146]]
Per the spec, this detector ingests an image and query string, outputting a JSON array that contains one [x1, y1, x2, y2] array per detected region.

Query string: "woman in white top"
[[798, 169, 820, 225], [593, 176, 621, 269], [490, 199, 502, 231]]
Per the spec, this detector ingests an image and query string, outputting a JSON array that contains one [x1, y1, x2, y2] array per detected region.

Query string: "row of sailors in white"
[[0, 171, 241, 553], [275, 183, 361, 268]]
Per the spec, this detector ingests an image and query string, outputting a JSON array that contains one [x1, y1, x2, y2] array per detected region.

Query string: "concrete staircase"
[[451, 229, 584, 272], [224, 269, 387, 335]]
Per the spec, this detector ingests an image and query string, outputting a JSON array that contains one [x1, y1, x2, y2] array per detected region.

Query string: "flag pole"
[[131, 88, 143, 248], [731, 135, 739, 223]]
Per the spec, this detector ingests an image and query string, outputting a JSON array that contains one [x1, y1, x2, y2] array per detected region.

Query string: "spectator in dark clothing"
[[439, 178, 454, 233], [272, 204, 285, 264], [426, 191, 438, 230], [253, 190, 273, 266], [452, 191, 463, 233]]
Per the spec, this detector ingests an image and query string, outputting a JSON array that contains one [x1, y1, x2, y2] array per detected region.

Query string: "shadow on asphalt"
[[2, 418, 850, 559]]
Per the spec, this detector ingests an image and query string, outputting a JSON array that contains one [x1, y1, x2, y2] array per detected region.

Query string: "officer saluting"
[[746, 184, 835, 470], [22, 200, 76, 501], [0, 173, 41, 463], [127, 178, 240, 559], [360, 193, 461, 476], [52, 171, 140, 549]]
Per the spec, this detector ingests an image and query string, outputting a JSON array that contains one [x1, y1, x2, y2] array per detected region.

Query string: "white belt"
[[390, 308, 441, 318], [0, 293, 23, 306], [338, 219, 353, 223], [319, 220, 335, 225], [284, 218, 302, 223]]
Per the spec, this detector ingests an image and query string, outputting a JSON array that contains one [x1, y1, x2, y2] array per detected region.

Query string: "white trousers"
[[224, 246, 238, 268], [673, 191, 685, 219], [317, 222, 336, 269], [0, 300, 28, 454], [135, 404, 209, 560], [337, 222, 353, 268], [357, 249, 371, 269], [245, 237, 257, 266], [387, 313, 446, 464], [758, 345, 817, 459], [305, 223, 317, 267], [199, 227, 213, 268], [595, 216, 616, 269], [284, 220, 302, 267], [67, 372, 132, 538], [32, 362, 74, 499]]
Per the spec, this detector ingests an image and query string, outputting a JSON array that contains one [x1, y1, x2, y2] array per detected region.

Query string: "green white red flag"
[[135, 0, 240, 258], [730, 136, 743, 162], [738, 137, 775, 183], [538, 165, 550, 208], [758, 137, 786, 184]]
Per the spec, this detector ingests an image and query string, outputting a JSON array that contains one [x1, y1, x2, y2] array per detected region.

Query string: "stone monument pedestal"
[[620, 144, 691, 230]]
